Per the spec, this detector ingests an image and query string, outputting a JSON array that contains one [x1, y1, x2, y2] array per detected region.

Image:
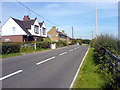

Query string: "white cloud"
[[45, 4, 60, 8]]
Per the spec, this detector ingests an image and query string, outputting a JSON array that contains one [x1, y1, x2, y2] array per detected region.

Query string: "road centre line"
[[59, 52, 67, 56], [69, 49, 73, 52], [36, 56, 55, 65], [0, 70, 23, 81]]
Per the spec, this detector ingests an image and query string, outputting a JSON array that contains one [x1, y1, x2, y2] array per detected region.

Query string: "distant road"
[[2, 45, 89, 88]]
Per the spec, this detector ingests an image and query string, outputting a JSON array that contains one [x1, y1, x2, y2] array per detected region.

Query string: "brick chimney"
[[56, 28, 58, 31], [23, 15, 30, 21], [52, 26, 56, 30], [62, 30, 65, 33]]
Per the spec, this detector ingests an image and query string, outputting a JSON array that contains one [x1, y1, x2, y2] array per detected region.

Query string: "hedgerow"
[[91, 34, 120, 89]]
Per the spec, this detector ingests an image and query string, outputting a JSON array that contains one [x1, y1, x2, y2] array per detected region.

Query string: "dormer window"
[[34, 25, 39, 34], [42, 27, 46, 35]]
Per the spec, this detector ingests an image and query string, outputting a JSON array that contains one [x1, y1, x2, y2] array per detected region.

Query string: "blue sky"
[[2, 2, 118, 39]]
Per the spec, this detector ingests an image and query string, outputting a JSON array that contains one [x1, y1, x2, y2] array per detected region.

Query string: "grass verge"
[[73, 47, 104, 88], [2, 48, 51, 59]]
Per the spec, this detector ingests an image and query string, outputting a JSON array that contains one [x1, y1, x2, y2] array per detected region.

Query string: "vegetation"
[[91, 34, 120, 89], [73, 47, 104, 88], [81, 39, 91, 44]]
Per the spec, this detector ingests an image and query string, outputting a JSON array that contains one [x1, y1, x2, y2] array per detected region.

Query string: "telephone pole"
[[72, 27, 74, 39], [95, 0, 98, 39], [92, 30, 93, 40]]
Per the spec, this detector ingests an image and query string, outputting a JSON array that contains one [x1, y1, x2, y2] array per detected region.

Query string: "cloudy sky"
[[2, 1, 118, 39]]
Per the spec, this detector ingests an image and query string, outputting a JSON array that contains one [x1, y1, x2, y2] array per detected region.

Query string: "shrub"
[[2, 42, 23, 54], [91, 34, 120, 89], [36, 42, 51, 49], [53, 41, 67, 47]]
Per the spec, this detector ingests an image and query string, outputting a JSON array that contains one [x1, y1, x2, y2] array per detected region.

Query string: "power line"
[[16, 0, 63, 29]]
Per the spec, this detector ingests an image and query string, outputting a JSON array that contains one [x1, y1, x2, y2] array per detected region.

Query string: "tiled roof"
[[56, 30, 67, 36], [39, 21, 44, 27], [12, 17, 36, 36]]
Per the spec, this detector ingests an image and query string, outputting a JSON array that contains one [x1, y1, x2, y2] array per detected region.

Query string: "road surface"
[[2, 45, 89, 88]]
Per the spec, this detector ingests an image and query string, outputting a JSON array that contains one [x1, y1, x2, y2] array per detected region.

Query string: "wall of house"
[[41, 23, 47, 37], [47, 29, 59, 42], [2, 17, 27, 36], [2, 35, 23, 42], [29, 19, 41, 37]]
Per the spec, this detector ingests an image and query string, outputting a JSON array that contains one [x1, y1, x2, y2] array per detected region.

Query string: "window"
[[48, 34, 51, 38], [4, 39, 10, 42], [56, 34, 58, 36], [12, 27, 16, 34], [34, 25, 39, 34], [42, 27, 46, 35]]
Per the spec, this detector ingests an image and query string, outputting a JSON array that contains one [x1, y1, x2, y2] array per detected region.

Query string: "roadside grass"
[[2, 48, 51, 59], [82, 44, 88, 45], [73, 47, 104, 88], [2, 53, 22, 58]]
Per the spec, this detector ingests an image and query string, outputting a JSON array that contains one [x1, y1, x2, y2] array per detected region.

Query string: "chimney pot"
[[23, 15, 30, 21]]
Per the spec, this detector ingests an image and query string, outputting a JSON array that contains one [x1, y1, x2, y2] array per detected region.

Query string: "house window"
[[56, 34, 58, 36], [42, 27, 46, 35], [4, 39, 10, 42], [48, 34, 51, 38], [12, 27, 16, 34], [34, 25, 39, 34]]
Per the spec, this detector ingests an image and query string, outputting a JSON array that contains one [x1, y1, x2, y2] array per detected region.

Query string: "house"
[[47, 26, 72, 42], [2, 16, 47, 42]]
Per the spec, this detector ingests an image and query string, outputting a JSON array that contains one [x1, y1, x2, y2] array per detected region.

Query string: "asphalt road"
[[2, 45, 89, 88]]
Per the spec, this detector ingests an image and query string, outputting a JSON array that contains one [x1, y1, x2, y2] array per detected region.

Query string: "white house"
[[2, 16, 47, 42]]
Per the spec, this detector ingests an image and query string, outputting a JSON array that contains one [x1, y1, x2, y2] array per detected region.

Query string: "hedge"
[[36, 41, 51, 49], [91, 34, 120, 89], [2, 42, 23, 54]]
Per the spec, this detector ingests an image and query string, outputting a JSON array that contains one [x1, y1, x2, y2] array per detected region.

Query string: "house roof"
[[39, 21, 44, 27], [56, 30, 67, 37], [12, 17, 36, 36]]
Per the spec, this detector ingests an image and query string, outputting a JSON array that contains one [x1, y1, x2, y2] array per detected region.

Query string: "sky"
[[1, 1, 118, 39]]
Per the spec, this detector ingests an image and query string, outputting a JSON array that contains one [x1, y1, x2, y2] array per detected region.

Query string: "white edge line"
[[69, 46, 90, 89], [0, 70, 23, 80], [36, 56, 55, 65], [59, 52, 67, 56]]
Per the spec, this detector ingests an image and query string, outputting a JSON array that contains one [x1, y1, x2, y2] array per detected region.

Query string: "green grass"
[[2, 48, 51, 59], [73, 47, 104, 88], [82, 44, 88, 45], [2, 53, 22, 58]]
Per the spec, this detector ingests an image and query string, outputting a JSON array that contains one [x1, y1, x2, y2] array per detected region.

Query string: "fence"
[[103, 48, 120, 73]]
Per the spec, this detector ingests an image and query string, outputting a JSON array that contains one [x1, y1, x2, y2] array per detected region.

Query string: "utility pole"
[[95, 0, 98, 39], [72, 27, 74, 39], [92, 30, 93, 40]]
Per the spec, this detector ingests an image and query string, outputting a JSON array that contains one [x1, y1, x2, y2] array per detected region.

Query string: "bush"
[[53, 41, 67, 48], [2, 42, 23, 54], [91, 34, 120, 89], [36, 42, 51, 49]]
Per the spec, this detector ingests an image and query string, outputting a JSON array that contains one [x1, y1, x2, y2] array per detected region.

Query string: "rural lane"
[[1, 45, 89, 88]]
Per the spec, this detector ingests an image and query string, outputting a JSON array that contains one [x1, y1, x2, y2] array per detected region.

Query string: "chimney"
[[56, 28, 58, 31], [52, 26, 56, 30], [62, 30, 65, 33], [23, 15, 30, 21]]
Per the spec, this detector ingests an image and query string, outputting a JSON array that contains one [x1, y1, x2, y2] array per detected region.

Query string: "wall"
[[29, 19, 41, 36], [41, 22, 47, 37], [2, 35, 23, 42], [47, 29, 58, 42], [2, 17, 27, 36]]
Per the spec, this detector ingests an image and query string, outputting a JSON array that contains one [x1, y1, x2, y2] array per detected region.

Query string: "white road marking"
[[36, 56, 55, 65], [0, 70, 23, 80], [70, 46, 90, 88], [69, 49, 73, 52], [74, 48, 77, 50], [59, 52, 67, 56]]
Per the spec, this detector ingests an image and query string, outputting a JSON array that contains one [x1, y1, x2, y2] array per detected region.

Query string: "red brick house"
[[2, 16, 47, 42]]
